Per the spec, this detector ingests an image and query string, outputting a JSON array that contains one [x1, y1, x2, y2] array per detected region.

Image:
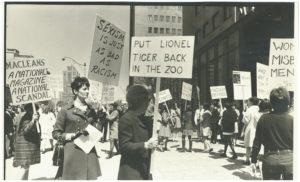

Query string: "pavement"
[[4, 137, 263, 180]]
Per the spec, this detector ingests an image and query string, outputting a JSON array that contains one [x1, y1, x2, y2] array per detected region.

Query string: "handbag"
[[52, 138, 64, 166]]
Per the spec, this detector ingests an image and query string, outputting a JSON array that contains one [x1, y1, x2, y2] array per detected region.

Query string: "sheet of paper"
[[74, 124, 102, 154]]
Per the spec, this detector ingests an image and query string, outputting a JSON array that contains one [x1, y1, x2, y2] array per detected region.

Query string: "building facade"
[[182, 3, 294, 108], [61, 65, 80, 104], [134, 5, 184, 104]]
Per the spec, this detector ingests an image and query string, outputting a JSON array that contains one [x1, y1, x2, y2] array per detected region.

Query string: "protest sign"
[[268, 38, 295, 91], [256, 63, 270, 99], [233, 71, 252, 100], [102, 84, 115, 103], [6, 58, 51, 105], [181, 82, 192, 101], [88, 16, 126, 86], [210, 86, 227, 99], [154, 89, 172, 103], [129, 36, 195, 78]]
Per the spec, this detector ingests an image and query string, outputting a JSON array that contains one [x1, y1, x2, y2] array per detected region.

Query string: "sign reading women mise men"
[[130, 36, 194, 78], [6, 58, 51, 105], [89, 16, 125, 86]]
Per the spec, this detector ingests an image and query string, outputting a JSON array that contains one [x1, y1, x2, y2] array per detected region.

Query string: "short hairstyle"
[[203, 103, 210, 110], [224, 103, 231, 110], [248, 97, 259, 105], [259, 99, 272, 112], [126, 85, 149, 110], [71, 77, 90, 96], [270, 87, 290, 112]]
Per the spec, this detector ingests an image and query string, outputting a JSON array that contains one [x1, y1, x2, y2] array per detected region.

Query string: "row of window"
[[148, 27, 182, 35], [149, 6, 182, 10], [148, 15, 182, 23]]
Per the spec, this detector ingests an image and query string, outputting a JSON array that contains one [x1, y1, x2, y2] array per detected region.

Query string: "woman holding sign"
[[14, 103, 40, 180], [52, 77, 101, 180], [118, 85, 157, 180]]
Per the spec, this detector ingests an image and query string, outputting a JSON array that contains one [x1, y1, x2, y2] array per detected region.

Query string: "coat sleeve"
[[251, 118, 263, 163], [118, 117, 148, 157], [106, 110, 119, 121], [52, 108, 68, 141], [22, 119, 37, 135]]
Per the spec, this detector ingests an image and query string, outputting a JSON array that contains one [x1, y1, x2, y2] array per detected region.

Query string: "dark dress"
[[182, 111, 193, 136], [52, 104, 101, 180], [14, 112, 41, 167], [117, 110, 153, 180]]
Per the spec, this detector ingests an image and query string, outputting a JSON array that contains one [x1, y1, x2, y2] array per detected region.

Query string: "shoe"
[[188, 149, 192, 152], [230, 155, 238, 159], [209, 148, 213, 152], [164, 148, 170, 151], [220, 153, 227, 157], [243, 160, 250, 165]]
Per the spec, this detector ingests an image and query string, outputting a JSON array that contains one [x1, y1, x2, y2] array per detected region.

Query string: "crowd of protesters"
[[4, 76, 293, 180]]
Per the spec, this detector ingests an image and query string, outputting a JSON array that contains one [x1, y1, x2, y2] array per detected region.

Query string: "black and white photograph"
[[3, 1, 297, 180]]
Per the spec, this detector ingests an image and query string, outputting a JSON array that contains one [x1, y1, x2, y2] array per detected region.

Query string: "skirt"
[[182, 129, 193, 136], [202, 127, 212, 137], [173, 117, 181, 129], [159, 125, 171, 138]]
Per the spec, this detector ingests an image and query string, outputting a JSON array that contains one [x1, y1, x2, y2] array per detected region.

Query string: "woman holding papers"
[[52, 77, 101, 180], [118, 85, 157, 180]]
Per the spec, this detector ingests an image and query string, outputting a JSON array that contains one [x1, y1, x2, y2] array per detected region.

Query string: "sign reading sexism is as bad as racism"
[[6, 58, 51, 105], [130, 36, 195, 78], [88, 16, 126, 86]]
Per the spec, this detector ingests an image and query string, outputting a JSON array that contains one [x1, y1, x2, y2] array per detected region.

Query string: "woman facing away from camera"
[[251, 87, 293, 180], [181, 105, 194, 152], [118, 85, 158, 180], [14, 103, 41, 180], [201, 103, 213, 152], [52, 77, 101, 180], [106, 102, 120, 159]]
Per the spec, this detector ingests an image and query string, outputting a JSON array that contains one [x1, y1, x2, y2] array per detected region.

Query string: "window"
[[166, 28, 170, 34], [212, 12, 220, 29], [178, 16, 182, 23], [154, 15, 158, 21], [178, 6, 182, 10], [154, 27, 158, 34], [224, 7, 233, 20], [177, 29, 182, 35], [148, 27, 152, 33], [68, 72, 72, 81], [160, 15, 164, 21], [148, 15, 152, 21], [160, 28, 164, 34], [154, 6, 158, 9], [160, 6, 164, 9], [172, 28, 176, 34], [166, 16, 170, 22], [172, 16, 176, 22], [203, 22, 208, 37]]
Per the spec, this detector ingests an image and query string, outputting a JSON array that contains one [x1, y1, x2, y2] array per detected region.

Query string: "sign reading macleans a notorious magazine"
[[232, 71, 252, 100], [88, 16, 125, 86], [210, 86, 227, 99], [6, 58, 51, 105], [256, 63, 270, 99], [129, 36, 195, 78], [154, 89, 172, 103], [268, 38, 295, 91], [102, 84, 115, 103], [181, 82, 192, 101]]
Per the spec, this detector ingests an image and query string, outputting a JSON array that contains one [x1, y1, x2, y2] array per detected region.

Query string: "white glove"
[[144, 137, 158, 149]]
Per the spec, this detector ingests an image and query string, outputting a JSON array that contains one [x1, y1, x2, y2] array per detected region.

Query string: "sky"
[[6, 4, 131, 101]]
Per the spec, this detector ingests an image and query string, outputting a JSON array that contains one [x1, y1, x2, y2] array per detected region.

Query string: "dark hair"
[[56, 101, 64, 107], [186, 105, 192, 112], [248, 97, 259, 105], [224, 103, 232, 110], [126, 85, 149, 110], [203, 103, 210, 110], [71, 77, 90, 96], [42, 104, 50, 114], [259, 99, 272, 113], [213, 101, 219, 108], [270, 87, 290, 112]]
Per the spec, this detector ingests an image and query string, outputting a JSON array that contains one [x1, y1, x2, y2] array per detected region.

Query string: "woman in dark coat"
[[220, 103, 238, 159], [181, 105, 193, 152], [52, 77, 101, 180], [118, 85, 157, 180], [14, 103, 40, 180]]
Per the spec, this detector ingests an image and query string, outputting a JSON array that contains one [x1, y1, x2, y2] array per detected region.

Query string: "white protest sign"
[[181, 82, 192, 101], [268, 38, 295, 91], [102, 84, 115, 103], [154, 89, 172, 103], [210, 86, 227, 99], [130, 36, 195, 78], [257, 63, 270, 99], [6, 58, 51, 105], [88, 16, 126, 86], [233, 71, 252, 100]]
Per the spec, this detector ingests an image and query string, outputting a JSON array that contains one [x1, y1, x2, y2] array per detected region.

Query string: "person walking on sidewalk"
[[220, 103, 238, 159], [251, 87, 293, 180], [158, 106, 172, 151], [181, 105, 193, 152], [201, 103, 213, 152], [170, 102, 181, 142], [106, 102, 120, 159]]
